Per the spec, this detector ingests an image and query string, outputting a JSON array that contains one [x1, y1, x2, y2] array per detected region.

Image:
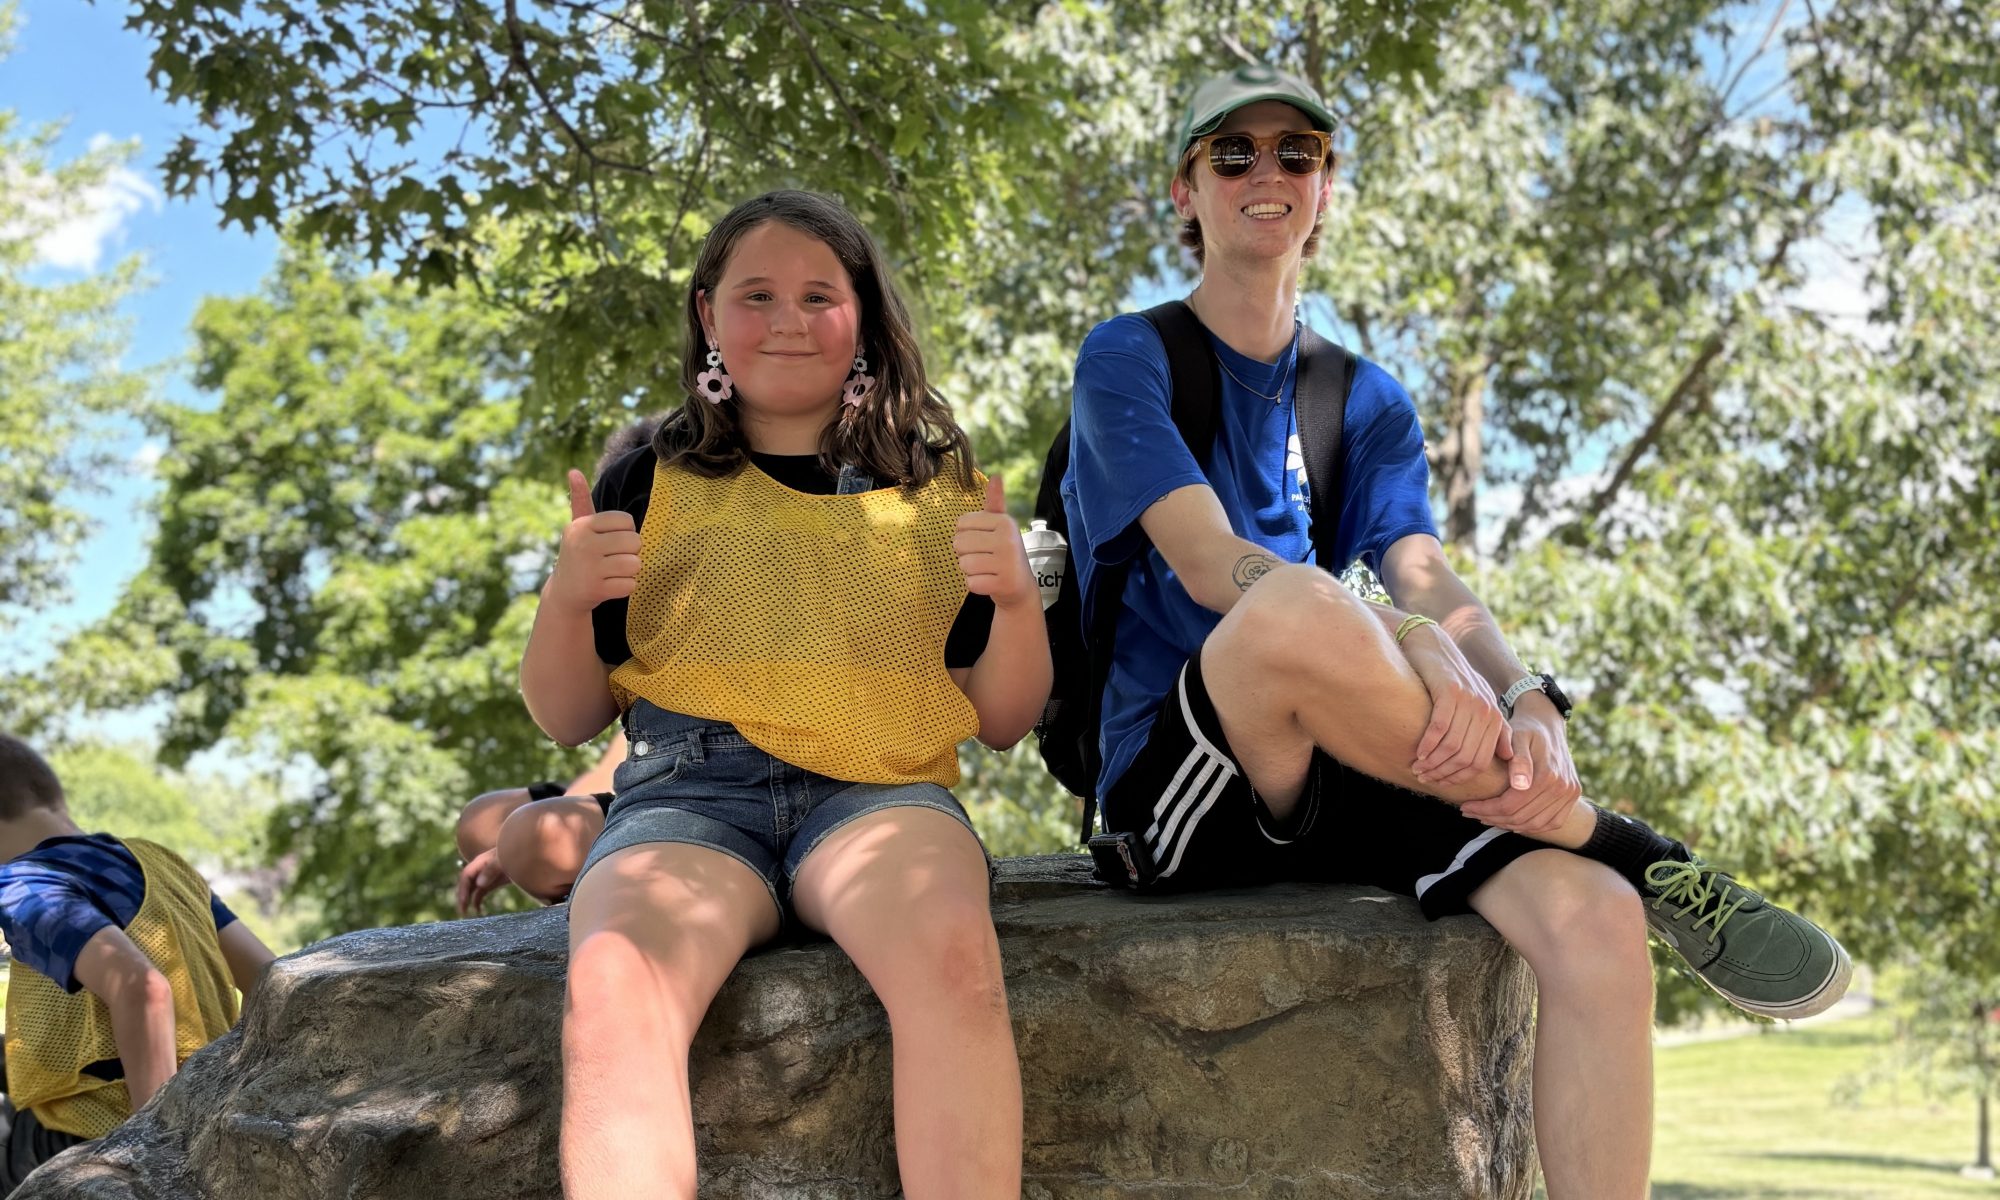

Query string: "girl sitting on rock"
[[518, 189, 1046, 1200]]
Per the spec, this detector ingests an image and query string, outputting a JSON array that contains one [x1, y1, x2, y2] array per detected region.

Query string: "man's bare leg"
[[1198, 564, 1594, 844], [1195, 564, 1652, 1193], [1197, 561, 1851, 1022], [1472, 851, 1654, 1200]]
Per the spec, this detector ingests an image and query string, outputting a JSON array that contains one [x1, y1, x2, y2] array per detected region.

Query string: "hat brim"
[[1181, 92, 1338, 159]]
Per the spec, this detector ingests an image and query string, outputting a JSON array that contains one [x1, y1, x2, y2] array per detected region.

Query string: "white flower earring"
[[695, 342, 734, 404], [842, 350, 876, 408]]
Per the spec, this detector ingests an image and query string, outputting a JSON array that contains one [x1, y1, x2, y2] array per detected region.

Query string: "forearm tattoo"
[[1232, 553, 1279, 592]]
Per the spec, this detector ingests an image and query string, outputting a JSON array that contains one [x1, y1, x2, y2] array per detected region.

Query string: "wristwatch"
[[1500, 672, 1572, 720]]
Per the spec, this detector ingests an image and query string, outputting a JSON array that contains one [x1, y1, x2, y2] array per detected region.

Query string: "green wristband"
[[1394, 615, 1438, 645]]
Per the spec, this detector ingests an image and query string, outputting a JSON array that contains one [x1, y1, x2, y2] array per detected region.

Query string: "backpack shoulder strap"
[[1140, 300, 1220, 456], [1294, 327, 1358, 569], [1038, 301, 1217, 530], [1034, 418, 1073, 529], [1062, 302, 1221, 838]]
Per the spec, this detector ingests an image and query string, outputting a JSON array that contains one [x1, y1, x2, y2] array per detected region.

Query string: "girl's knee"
[[566, 931, 652, 1028], [872, 901, 1008, 1020], [565, 928, 714, 1050]]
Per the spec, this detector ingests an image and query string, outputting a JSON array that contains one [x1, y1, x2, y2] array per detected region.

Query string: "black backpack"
[[1032, 300, 1358, 844]]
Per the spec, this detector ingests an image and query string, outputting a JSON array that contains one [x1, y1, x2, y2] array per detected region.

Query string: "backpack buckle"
[[1087, 831, 1158, 890]]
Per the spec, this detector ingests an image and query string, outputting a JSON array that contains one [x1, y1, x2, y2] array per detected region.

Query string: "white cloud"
[[30, 134, 163, 272], [128, 441, 166, 471]]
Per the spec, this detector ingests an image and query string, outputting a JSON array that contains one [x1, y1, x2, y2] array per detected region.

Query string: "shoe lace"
[[1643, 858, 1750, 943]]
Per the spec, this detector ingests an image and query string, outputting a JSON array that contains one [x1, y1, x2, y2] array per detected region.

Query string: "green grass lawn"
[[1638, 1010, 1995, 1199]]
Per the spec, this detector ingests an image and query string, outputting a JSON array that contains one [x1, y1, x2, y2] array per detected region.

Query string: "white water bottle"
[[1023, 519, 1069, 611]]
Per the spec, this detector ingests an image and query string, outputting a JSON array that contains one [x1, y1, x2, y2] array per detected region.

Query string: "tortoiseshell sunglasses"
[[1183, 130, 1335, 179]]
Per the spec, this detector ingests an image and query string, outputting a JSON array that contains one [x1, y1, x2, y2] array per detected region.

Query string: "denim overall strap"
[[835, 463, 877, 495]]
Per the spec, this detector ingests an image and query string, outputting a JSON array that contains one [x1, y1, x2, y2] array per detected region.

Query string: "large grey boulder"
[[18, 856, 1537, 1199]]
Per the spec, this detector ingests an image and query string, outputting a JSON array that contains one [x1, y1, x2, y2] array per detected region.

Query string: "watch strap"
[[1499, 674, 1543, 717]]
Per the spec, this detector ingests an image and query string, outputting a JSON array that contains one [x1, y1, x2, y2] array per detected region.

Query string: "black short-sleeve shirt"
[[587, 445, 994, 670]]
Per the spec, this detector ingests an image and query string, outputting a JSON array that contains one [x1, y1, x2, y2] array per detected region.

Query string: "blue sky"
[[3, 0, 277, 678]]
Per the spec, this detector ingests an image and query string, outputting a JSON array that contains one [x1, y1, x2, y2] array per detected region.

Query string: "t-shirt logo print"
[[1286, 433, 1310, 508]]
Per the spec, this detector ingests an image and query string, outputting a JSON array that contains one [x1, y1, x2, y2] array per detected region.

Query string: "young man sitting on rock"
[[1058, 64, 1851, 1199], [0, 734, 274, 1194]]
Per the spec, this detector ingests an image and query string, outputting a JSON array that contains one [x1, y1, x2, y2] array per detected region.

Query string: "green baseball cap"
[[1174, 64, 1338, 167]]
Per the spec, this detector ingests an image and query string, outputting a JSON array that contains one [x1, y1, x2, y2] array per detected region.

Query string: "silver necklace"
[[1215, 331, 1300, 404]]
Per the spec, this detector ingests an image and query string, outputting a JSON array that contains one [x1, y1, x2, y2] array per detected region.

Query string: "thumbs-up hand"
[[546, 468, 643, 614], [953, 474, 1035, 610]]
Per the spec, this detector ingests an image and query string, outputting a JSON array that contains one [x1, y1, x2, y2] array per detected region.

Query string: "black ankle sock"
[[1580, 807, 1690, 889]]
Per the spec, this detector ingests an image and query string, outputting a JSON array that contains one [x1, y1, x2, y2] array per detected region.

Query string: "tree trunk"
[[1432, 360, 1488, 552], [1977, 1001, 1994, 1170], [1979, 1091, 1992, 1171]]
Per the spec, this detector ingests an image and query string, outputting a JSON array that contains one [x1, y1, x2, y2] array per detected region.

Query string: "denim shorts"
[[575, 699, 991, 915]]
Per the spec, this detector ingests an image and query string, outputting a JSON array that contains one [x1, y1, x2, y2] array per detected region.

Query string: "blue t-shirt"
[[0, 834, 237, 994], [1061, 312, 1440, 796]]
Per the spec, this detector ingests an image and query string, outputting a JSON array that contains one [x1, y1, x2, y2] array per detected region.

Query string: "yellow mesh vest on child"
[[3, 839, 240, 1139], [609, 460, 985, 786]]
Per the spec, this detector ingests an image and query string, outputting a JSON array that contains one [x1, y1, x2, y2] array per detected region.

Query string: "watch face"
[[1540, 673, 1573, 717]]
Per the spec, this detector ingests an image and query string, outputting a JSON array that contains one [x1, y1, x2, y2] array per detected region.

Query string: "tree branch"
[[1579, 327, 1730, 524], [1564, 187, 1822, 531], [501, 0, 653, 178], [774, 0, 913, 238], [1717, 0, 1793, 112]]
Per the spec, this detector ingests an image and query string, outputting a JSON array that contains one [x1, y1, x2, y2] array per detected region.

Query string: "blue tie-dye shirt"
[[0, 834, 237, 993]]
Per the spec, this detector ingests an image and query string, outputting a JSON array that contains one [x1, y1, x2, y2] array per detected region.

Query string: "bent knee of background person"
[[456, 786, 532, 861], [498, 799, 596, 902]]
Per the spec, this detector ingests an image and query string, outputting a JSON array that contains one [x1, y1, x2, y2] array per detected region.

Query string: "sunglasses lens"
[[1207, 135, 1257, 177], [1276, 133, 1325, 175]]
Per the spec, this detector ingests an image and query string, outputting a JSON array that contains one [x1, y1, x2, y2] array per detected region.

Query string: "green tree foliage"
[[1842, 965, 2000, 1173], [118, 0, 1462, 465], [49, 741, 259, 870], [88, 0, 1999, 1045], [0, 4, 151, 627], [44, 246, 611, 934], [1443, 1, 2000, 1008]]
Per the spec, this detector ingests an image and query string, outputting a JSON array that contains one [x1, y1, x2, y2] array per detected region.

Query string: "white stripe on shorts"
[[1140, 665, 1239, 880], [1156, 762, 1235, 880], [1148, 745, 1207, 836], [1152, 754, 1222, 857], [1414, 826, 1507, 898]]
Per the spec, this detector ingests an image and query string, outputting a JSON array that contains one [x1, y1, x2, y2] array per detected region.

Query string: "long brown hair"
[[654, 191, 976, 490]]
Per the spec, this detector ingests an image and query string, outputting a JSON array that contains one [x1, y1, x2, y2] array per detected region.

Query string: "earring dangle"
[[842, 350, 876, 408], [695, 343, 734, 404]]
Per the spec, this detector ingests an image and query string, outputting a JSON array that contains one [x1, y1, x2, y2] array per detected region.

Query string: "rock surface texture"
[[19, 855, 1537, 1199]]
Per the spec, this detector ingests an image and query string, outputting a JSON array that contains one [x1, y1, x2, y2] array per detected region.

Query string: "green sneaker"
[[1640, 857, 1853, 1019]]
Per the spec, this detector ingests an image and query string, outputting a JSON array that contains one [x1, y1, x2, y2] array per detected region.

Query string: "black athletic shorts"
[[1099, 653, 1544, 919]]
